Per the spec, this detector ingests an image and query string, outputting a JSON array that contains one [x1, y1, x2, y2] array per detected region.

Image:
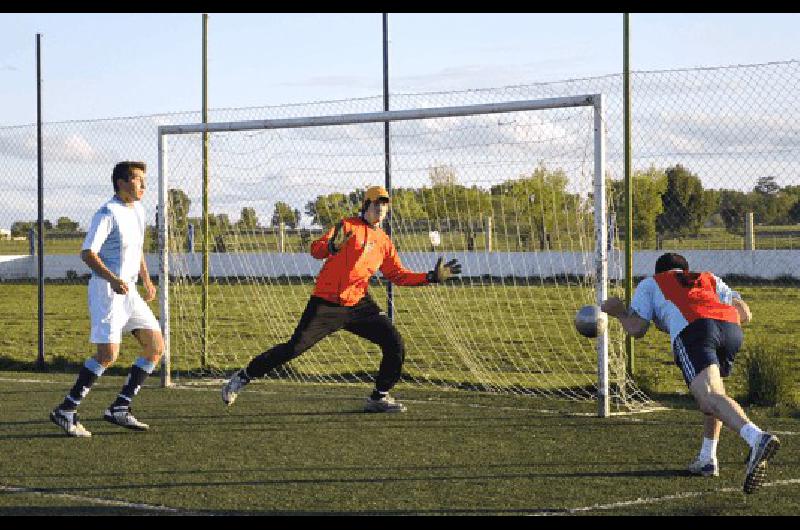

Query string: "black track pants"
[[246, 295, 405, 392]]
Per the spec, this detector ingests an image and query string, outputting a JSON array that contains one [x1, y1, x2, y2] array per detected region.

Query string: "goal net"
[[157, 96, 653, 415]]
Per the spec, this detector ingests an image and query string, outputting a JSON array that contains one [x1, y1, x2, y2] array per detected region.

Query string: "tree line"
[[11, 164, 800, 250]]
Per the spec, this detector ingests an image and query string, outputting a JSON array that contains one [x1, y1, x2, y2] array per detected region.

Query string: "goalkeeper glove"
[[327, 220, 353, 255], [426, 256, 462, 283]]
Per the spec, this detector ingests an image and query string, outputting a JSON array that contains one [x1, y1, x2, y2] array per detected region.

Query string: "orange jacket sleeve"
[[379, 238, 429, 286], [310, 223, 338, 260]]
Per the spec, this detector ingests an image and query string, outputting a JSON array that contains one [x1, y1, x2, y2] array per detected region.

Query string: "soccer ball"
[[574, 304, 608, 338]]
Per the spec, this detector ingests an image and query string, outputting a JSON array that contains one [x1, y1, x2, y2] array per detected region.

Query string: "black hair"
[[654, 252, 689, 274], [112, 161, 146, 192]]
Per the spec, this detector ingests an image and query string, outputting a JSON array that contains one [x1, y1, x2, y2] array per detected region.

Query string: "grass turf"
[[0, 372, 798, 515]]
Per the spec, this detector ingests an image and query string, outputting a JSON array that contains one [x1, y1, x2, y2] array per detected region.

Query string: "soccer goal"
[[156, 94, 652, 416]]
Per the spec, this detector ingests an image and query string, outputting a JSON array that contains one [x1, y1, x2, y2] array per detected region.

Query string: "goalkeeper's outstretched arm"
[[425, 256, 462, 284]]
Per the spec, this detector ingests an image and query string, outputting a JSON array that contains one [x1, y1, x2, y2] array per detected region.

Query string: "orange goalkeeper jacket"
[[310, 216, 429, 306]]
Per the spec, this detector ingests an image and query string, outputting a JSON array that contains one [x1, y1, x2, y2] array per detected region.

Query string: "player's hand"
[[328, 220, 353, 255], [427, 256, 462, 283], [600, 297, 626, 318], [110, 276, 129, 295], [142, 279, 157, 302], [732, 297, 752, 324]]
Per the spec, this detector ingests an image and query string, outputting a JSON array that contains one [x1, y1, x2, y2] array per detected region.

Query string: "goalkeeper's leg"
[[345, 297, 406, 412], [223, 296, 348, 405]]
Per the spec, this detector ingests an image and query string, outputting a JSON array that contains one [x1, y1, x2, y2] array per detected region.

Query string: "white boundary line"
[[533, 479, 800, 515], [0, 484, 206, 515]]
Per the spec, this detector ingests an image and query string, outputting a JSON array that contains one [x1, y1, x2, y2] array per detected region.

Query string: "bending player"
[[601, 252, 779, 494]]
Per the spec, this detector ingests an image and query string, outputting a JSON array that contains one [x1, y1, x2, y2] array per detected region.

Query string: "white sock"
[[739, 423, 764, 448], [699, 437, 718, 461]]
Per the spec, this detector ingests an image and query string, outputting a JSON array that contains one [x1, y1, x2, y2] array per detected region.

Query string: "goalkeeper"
[[222, 186, 461, 413]]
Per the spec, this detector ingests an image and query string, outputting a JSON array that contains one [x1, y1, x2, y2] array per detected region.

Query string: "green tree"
[[716, 189, 751, 233], [11, 221, 34, 237], [655, 164, 715, 237], [610, 166, 668, 243], [420, 184, 492, 222], [789, 201, 800, 223], [237, 207, 260, 229], [55, 216, 80, 232], [748, 179, 796, 225], [751, 191, 794, 225], [305, 193, 358, 227], [490, 164, 586, 249], [10, 220, 52, 237], [213, 213, 232, 232], [168, 188, 191, 235], [388, 187, 428, 224], [271, 201, 300, 228]]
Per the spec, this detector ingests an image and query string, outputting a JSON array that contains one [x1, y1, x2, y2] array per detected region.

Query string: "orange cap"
[[365, 185, 390, 203]]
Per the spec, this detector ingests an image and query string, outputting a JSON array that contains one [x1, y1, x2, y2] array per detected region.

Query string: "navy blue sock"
[[60, 358, 105, 411], [111, 358, 155, 409]]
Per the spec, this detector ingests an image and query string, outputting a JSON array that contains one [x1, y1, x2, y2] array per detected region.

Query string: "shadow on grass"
[[1, 460, 685, 480], [0, 430, 132, 440], [0, 506, 182, 516], [0, 504, 570, 515], [0, 358, 131, 376], [9, 466, 690, 496]]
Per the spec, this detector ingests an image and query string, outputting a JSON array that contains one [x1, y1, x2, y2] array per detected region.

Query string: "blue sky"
[[2, 13, 800, 125], [1, 13, 799, 230]]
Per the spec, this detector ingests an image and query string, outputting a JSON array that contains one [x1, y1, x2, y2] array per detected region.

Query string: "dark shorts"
[[673, 318, 743, 386]]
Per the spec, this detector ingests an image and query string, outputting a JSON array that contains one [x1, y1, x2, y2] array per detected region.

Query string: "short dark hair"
[[655, 252, 689, 274], [112, 161, 146, 192]]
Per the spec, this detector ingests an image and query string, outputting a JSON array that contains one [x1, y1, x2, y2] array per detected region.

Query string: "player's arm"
[[139, 255, 156, 302], [600, 296, 650, 338], [80, 249, 128, 295], [378, 240, 431, 286], [732, 297, 752, 324], [310, 220, 353, 259], [81, 210, 128, 295], [715, 275, 752, 324]]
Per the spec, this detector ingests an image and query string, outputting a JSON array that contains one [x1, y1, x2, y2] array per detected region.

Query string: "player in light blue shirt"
[[50, 161, 164, 436], [601, 253, 780, 494]]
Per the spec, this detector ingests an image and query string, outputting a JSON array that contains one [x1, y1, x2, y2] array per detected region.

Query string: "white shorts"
[[88, 277, 161, 344]]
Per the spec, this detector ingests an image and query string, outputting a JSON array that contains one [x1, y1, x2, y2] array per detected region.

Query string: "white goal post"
[[156, 94, 641, 417]]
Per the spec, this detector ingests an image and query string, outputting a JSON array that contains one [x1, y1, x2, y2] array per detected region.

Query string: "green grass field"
[[1, 281, 798, 399], [1, 281, 798, 515], [0, 373, 798, 515]]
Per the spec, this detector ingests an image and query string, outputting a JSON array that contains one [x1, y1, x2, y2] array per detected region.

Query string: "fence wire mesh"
[[1, 60, 798, 400]]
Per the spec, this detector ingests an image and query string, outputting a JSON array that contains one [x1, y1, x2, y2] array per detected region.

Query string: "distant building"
[[0, 228, 11, 240]]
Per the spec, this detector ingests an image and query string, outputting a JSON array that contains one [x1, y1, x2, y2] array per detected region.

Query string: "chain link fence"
[[1, 60, 798, 397]]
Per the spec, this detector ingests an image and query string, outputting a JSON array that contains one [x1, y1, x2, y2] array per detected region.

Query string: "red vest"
[[653, 271, 740, 325]]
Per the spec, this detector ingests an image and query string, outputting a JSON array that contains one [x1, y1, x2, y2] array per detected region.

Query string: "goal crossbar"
[[158, 95, 598, 136]]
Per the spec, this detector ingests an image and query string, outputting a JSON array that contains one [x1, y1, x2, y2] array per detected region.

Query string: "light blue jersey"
[[82, 196, 146, 283], [630, 269, 741, 345]]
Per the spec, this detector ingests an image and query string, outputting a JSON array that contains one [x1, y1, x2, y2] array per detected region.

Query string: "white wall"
[[1, 250, 798, 281]]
